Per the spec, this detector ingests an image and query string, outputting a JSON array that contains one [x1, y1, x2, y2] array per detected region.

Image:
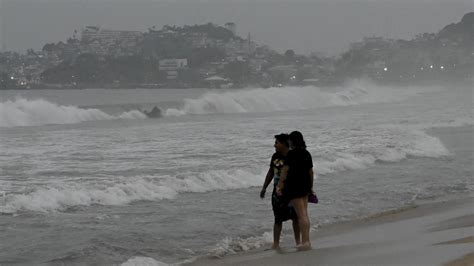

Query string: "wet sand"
[[190, 197, 473, 265]]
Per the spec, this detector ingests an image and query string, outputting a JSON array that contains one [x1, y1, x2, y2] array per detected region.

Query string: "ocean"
[[0, 80, 472, 264]]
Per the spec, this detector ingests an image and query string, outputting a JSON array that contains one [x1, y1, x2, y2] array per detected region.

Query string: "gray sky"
[[1, 0, 472, 55]]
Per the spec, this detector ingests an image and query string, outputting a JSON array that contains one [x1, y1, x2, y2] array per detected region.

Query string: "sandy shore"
[[189, 197, 473, 266]]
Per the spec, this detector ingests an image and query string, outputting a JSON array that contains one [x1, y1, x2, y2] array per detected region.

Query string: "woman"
[[260, 134, 300, 249], [276, 131, 314, 250]]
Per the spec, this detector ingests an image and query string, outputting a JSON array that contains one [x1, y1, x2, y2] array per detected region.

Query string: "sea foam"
[[165, 80, 434, 116], [0, 127, 452, 214], [0, 168, 263, 213], [0, 98, 146, 127], [121, 256, 170, 266]]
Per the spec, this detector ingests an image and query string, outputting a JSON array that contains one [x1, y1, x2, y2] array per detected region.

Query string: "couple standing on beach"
[[260, 131, 314, 251]]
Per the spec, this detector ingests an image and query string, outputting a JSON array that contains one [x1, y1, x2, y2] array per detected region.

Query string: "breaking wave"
[[0, 127, 450, 214], [316, 128, 450, 175], [0, 98, 146, 127], [1, 80, 439, 126], [209, 232, 273, 257], [0, 168, 263, 213], [165, 80, 434, 116]]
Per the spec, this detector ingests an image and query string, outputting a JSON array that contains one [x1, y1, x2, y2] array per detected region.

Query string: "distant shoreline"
[[3, 77, 472, 91]]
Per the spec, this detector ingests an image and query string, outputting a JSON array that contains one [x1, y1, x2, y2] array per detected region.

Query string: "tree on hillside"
[[74, 53, 102, 83], [40, 63, 75, 84], [284, 49, 296, 63], [188, 47, 226, 67], [284, 49, 295, 58], [181, 23, 235, 41], [42, 43, 56, 53], [0, 72, 14, 89], [106, 55, 145, 83], [223, 61, 251, 83]]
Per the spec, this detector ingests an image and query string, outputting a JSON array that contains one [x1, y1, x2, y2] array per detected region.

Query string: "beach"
[[190, 197, 473, 266], [190, 126, 474, 266], [1, 85, 472, 264]]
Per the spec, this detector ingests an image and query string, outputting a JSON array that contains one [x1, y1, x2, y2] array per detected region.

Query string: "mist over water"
[[1, 80, 441, 127], [165, 80, 436, 116]]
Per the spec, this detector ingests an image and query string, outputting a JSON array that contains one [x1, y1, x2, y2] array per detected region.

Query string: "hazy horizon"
[[0, 0, 472, 55]]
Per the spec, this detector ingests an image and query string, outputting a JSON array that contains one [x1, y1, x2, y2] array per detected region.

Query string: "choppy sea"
[[0, 79, 472, 264]]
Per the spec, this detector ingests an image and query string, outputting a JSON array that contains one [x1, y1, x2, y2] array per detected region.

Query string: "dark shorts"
[[271, 190, 297, 224], [283, 182, 311, 201]]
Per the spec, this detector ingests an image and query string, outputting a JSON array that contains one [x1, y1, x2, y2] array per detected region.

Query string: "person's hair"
[[289, 131, 306, 148], [274, 133, 289, 147]]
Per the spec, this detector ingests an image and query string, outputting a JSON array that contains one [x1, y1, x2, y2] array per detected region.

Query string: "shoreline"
[[188, 125, 473, 266], [2, 78, 472, 91], [189, 197, 474, 266]]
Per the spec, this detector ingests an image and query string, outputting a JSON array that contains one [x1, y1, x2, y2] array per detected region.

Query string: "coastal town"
[[0, 12, 472, 89]]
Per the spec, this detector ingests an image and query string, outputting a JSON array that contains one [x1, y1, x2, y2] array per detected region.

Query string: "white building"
[[159, 59, 188, 80], [81, 26, 142, 44], [159, 59, 188, 71]]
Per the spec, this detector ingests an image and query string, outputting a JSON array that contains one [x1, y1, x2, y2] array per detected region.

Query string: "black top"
[[283, 148, 313, 199]]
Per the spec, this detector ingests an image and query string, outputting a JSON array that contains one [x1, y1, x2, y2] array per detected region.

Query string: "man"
[[260, 133, 300, 249]]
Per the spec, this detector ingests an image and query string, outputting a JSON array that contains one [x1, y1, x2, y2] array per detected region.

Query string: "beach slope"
[[190, 198, 473, 266]]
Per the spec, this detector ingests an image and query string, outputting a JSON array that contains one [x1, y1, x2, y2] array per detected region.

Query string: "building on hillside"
[[159, 59, 188, 80], [249, 58, 266, 73], [187, 32, 208, 48], [81, 26, 142, 43], [225, 37, 257, 58], [267, 65, 297, 84], [159, 59, 188, 70], [81, 26, 142, 56]]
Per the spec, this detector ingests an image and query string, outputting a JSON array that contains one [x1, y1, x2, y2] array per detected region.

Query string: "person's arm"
[[309, 168, 314, 193], [260, 167, 274, 198], [276, 165, 289, 196]]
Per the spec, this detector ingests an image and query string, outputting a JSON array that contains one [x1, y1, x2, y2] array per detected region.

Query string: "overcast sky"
[[0, 0, 472, 55]]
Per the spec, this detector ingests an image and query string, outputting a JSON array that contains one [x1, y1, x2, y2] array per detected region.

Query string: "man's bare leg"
[[272, 222, 283, 249]]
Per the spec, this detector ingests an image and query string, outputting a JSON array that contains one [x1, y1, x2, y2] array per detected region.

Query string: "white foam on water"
[[0, 97, 146, 127], [1, 179, 177, 213], [0, 125, 452, 214], [165, 79, 433, 116], [317, 154, 377, 175], [315, 128, 450, 175], [121, 256, 170, 266], [209, 231, 273, 257], [1, 168, 264, 213]]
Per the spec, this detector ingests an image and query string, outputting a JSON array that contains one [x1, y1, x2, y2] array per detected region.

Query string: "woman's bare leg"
[[291, 197, 311, 249], [292, 219, 301, 246]]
